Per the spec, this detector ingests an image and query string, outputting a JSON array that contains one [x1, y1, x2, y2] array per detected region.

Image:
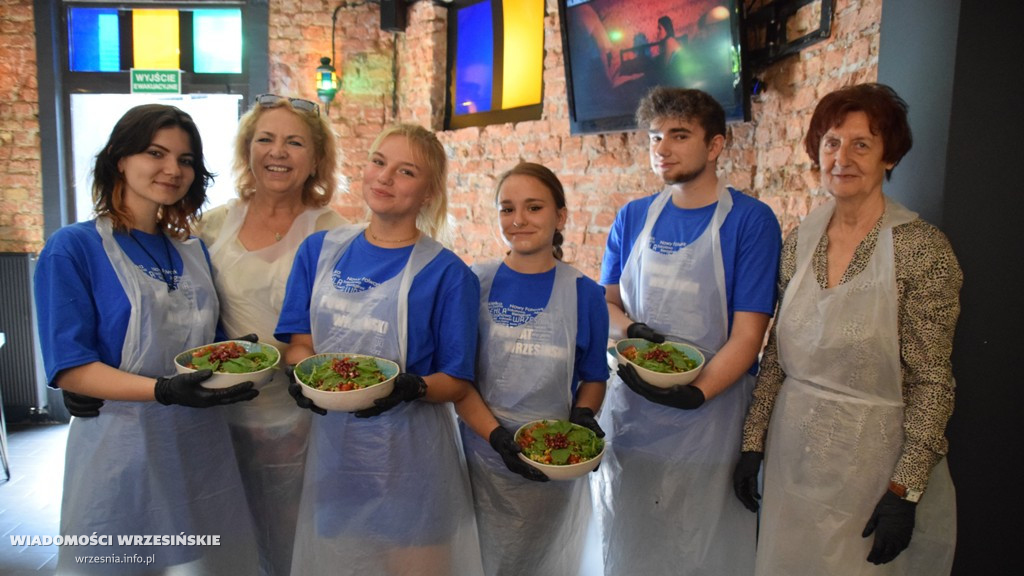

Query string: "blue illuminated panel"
[[454, 1, 494, 115], [68, 7, 120, 72]]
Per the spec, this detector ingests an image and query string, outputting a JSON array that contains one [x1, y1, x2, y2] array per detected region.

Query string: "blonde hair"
[[232, 98, 339, 207], [369, 124, 451, 245]]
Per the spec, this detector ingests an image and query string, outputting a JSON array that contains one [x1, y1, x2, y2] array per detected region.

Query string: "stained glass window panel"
[[132, 9, 180, 69], [500, 0, 543, 109], [453, 1, 494, 115], [193, 9, 242, 73], [68, 7, 120, 72]]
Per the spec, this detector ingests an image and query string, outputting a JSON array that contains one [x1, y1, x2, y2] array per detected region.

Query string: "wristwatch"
[[889, 481, 923, 503]]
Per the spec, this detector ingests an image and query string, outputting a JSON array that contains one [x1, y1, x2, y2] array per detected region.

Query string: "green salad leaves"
[[186, 342, 276, 374], [621, 342, 699, 374], [299, 356, 386, 392], [516, 420, 604, 466]]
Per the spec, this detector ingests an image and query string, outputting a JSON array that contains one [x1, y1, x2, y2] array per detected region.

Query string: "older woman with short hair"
[[734, 83, 961, 575]]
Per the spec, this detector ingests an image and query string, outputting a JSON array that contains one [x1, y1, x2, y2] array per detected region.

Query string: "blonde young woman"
[[35, 104, 259, 574], [277, 124, 490, 575], [194, 94, 346, 576], [461, 162, 609, 576]]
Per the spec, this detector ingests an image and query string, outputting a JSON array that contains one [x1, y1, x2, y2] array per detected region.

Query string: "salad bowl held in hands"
[[514, 419, 605, 481], [174, 340, 281, 389], [613, 338, 705, 388], [293, 353, 399, 412]]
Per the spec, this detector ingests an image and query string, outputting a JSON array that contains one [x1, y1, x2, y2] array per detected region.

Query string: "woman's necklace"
[[252, 202, 292, 242], [126, 229, 175, 292], [368, 229, 420, 244]]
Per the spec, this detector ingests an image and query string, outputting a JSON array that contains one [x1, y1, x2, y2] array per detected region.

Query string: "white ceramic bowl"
[[514, 419, 605, 481], [293, 353, 399, 412], [174, 340, 281, 389], [613, 338, 705, 389]]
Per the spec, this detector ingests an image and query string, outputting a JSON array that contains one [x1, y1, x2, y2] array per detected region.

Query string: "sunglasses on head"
[[254, 93, 320, 116]]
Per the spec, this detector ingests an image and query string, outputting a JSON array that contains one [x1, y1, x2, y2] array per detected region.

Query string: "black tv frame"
[[557, 0, 751, 135]]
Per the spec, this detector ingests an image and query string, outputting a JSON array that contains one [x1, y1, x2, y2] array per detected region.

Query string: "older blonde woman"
[[196, 94, 346, 576]]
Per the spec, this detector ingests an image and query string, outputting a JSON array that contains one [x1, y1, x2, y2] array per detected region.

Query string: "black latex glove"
[[626, 322, 666, 343], [569, 406, 605, 438], [233, 333, 259, 343], [63, 390, 104, 418], [489, 426, 549, 482], [286, 365, 327, 416], [733, 451, 764, 512], [154, 369, 258, 408], [617, 363, 705, 409], [353, 373, 428, 418], [862, 490, 917, 564]]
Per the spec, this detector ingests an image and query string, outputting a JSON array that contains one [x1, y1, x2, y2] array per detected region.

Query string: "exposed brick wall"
[[2, 0, 882, 282], [0, 0, 43, 253], [736, 0, 881, 236], [271, 0, 881, 279]]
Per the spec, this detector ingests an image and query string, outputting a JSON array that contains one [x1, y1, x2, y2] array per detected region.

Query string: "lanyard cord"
[[126, 229, 176, 292]]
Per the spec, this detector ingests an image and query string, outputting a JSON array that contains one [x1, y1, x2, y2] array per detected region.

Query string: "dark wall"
[[880, 1, 1024, 574], [941, 1, 1024, 573], [878, 0, 960, 226]]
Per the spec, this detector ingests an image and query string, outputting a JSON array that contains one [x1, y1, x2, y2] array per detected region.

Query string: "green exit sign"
[[130, 69, 181, 94]]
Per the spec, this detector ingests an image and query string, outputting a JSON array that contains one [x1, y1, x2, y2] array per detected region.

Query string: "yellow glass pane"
[[133, 10, 179, 69], [501, 0, 543, 109]]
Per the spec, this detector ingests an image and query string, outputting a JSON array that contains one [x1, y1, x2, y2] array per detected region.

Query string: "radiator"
[[0, 252, 49, 421]]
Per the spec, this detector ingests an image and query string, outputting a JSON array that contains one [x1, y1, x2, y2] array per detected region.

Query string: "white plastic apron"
[[462, 261, 591, 576], [58, 217, 257, 575], [758, 198, 956, 576], [290, 226, 484, 576], [206, 200, 333, 576], [596, 183, 757, 576]]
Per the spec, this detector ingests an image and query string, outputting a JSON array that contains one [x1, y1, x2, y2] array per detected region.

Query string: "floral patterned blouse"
[[742, 209, 963, 492]]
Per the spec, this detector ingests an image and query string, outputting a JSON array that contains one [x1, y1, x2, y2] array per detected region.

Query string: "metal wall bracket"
[[744, 0, 835, 68]]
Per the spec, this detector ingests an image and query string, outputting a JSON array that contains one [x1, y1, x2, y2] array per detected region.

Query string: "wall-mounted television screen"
[[558, 0, 748, 135]]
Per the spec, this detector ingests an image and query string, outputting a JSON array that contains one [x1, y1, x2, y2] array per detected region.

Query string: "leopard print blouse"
[[741, 210, 963, 492]]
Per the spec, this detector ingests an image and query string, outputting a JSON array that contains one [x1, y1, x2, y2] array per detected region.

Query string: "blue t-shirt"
[[601, 187, 781, 322], [484, 263, 609, 395], [276, 231, 480, 381], [34, 220, 217, 386], [601, 188, 781, 375]]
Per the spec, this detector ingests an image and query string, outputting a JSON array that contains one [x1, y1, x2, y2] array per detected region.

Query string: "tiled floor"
[[0, 422, 68, 576]]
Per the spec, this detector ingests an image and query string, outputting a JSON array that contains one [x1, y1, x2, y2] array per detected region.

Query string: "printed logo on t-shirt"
[[648, 236, 687, 255], [332, 271, 381, 293], [488, 301, 543, 328], [135, 264, 179, 290], [495, 324, 563, 359]]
